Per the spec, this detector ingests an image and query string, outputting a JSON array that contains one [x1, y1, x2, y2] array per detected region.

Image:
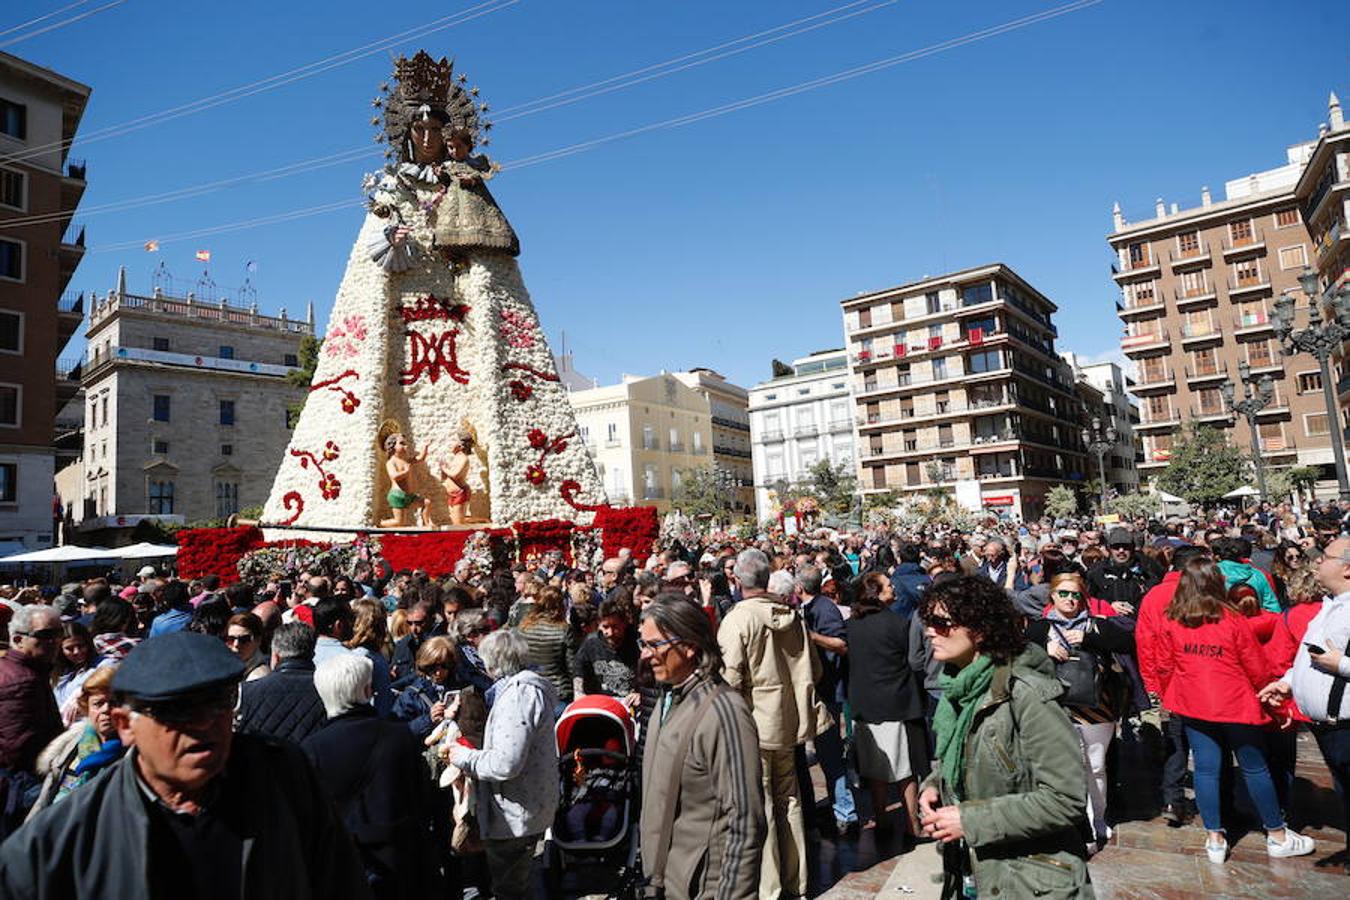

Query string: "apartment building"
[[841, 264, 1090, 520], [1061, 354, 1141, 496], [57, 270, 311, 532], [568, 372, 712, 515], [0, 51, 90, 550], [747, 348, 855, 516], [1111, 130, 1335, 485], [672, 368, 754, 517]]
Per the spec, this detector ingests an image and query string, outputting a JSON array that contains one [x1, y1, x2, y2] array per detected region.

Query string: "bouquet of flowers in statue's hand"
[[659, 510, 699, 550]]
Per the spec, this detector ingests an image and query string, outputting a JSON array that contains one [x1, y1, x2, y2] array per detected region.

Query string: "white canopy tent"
[[109, 542, 179, 560], [0, 545, 114, 565], [1223, 485, 1261, 499]]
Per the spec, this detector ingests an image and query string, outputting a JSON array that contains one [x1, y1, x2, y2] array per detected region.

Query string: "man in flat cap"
[[0, 632, 370, 900], [1085, 527, 1162, 618]]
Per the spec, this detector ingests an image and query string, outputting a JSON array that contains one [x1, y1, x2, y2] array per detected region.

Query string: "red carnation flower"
[[509, 380, 532, 402], [527, 429, 548, 450], [319, 473, 342, 500], [525, 464, 547, 485]]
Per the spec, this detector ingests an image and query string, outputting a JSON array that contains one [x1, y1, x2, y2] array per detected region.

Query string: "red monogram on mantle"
[[401, 329, 470, 386], [397, 294, 469, 324]]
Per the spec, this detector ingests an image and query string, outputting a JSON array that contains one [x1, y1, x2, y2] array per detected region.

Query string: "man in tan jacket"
[[718, 549, 832, 900]]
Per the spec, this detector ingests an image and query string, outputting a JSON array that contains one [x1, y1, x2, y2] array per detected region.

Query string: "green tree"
[[863, 490, 899, 512], [1263, 468, 1295, 504], [1111, 492, 1162, 520], [1044, 485, 1079, 520], [1156, 423, 1250, 508], [1288, 465, 1321, 502], [807, 459, 857, 516], [672, 466, 724, 519], [286, 335, 323, 419]]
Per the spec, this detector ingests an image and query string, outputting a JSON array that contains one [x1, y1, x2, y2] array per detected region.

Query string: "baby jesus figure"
[[439, 421, 478, 526], [380, 431, 431, 528]]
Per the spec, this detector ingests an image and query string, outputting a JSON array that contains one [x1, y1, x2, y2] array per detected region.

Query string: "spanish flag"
[[195, 250, 211, 262], [143, 240, 159, 252]]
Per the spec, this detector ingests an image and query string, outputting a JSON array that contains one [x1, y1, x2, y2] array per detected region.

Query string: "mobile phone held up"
[[1304, 642, 1327, 655]]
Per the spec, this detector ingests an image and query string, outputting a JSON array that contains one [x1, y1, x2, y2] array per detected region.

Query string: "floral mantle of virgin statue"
[[262, 51, 606, 534]]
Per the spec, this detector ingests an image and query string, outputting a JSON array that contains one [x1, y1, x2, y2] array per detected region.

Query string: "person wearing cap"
[[1085, 527, 1162, 618], [0, 631, 370, 899], [137, 565, 157, 582]]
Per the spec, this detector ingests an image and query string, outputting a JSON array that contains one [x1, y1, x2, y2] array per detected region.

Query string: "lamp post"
[[1080, 417, 1118, 513], [1220, 361, 1275, 502], [1271, 268, 1350, 501]]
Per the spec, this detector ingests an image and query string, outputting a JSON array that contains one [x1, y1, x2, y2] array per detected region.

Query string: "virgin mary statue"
[[262, 52, 606, 531]]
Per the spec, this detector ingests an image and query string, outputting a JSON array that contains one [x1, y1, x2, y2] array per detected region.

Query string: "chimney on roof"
[[1201, 186, 1212, 207], [1155, 197, 1166, 218], [1112, 201, 1124, 230], [1170, 203, 1179, 215], [1331, 91, 1344, 129]]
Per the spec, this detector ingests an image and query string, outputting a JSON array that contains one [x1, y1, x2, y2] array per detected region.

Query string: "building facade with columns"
[[747, 349, 856, 519], [57, 271, 311, 531]]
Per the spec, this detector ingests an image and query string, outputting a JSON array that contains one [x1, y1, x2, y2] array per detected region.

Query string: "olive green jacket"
[[926, 645, 1094, 899]]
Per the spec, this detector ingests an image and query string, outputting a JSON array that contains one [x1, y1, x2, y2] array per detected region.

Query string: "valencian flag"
[[195, 250, 211, 263], [143, 240, 159, 252]]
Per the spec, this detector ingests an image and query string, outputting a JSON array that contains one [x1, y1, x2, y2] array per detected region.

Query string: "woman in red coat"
[[1155, 558, 1315, 864]]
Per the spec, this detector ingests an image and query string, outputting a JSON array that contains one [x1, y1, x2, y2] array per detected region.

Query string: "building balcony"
[[761, 429, 784, 442], [794, 424, 818, 437], [1247, 358, 1284, 376], [642, 487, 665, 500], [57, 291, 84, 345], [1184, 363, 1227, 383], [668, 442, 685, 453], [604, 439, 622, 448], [1222, 235, 1266, 258], [1117, 296, 1165, 318], [1259, 436, 1297, 456], [1233, 312, 1274, 336], [55, 355, 83, 405], [711, 415, 751, 433], [1173, 284, 1218, 308], [1192, 406, 1232, 424], [1121, 327, 1170, 355], [1179, 323, 1223, 346], [641, 441, 660, 451], [1256, 398, 1290, 416], [1314, 217, 1347, 264], [1169, 245, 1212, 270], [691, 445, 708, 455], [1133, 367, 1177, 392], [828, 418, 852, 432], [1227, 277, 1271, 298], [1136, 414, 1181, 431], [1112, 257, 1161, 281]]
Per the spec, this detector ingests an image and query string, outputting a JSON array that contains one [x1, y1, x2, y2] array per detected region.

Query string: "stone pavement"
[[812, 726, 1347, 899]]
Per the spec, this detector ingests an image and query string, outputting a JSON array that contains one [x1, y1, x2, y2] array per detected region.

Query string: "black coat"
[[845, 611, 925, 724], [236, 659, 327, 746], [1085, 556, 1162, 614], [301, 708, 438, 899], [0, 735, 370, 900]]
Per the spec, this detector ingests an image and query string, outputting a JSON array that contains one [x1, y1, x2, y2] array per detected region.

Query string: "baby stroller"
[[544, 695, 641, 899]]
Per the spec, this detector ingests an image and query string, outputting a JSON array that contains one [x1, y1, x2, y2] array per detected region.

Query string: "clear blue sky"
[[9, 0, 1348, 388]]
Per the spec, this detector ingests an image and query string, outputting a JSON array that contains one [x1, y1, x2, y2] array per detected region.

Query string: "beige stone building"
[[0, 51, 90, 551], [1110, 109, 1343, 489], [672, 368, 754, 518], [568, 372, 712, 515], [59, 270, 311, 531], [842, 264, 1090, 520]]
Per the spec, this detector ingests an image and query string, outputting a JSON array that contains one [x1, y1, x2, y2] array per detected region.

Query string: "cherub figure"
[[380, 431, 431, 527], [439, 420, 479, 526]]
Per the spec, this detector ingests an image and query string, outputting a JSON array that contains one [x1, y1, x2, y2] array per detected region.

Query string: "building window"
[[219, 400, 236, 426], [0, 310, 20, 353], [607, 422, 619, 445], [152, 337, 170, 351], [148, 481, 175, 515], [1234, 258, 1261, 284], [215, 482, 239, 518], [0, 462, 14, 502], [221, 443, 233, 456], [218, 345, 235, 360], [0, 99, 25, 140], [99, 395, 107, 426], [858, 308, 872, 328], [1274, 207, 1300, 228], [284, 353, 299, 367], [0, 168, 24, 211], [1278, 245, 1307, 270], [0, 384, 18, 426], [1247, 340, 1276, 368], [642, 424, 657, 450], [1177, 230, 1200, 254], [693, 430, 702, 452], [152, 395, 171, 422], [932, 356, 948, 380], [1127, 242, 1150, 268], [0, 238, 23, 281], [668, 426, 680, 450], [153, 440, 169, 455], [961, 283, 993, 306], [1305, 413, 1330, 437], [872, 466, 887, 490], [1229, 219, 1254, 244], [670, 469, 683, 493], [967, 349, 1002, 374], [1297, 372, 1323, 394]]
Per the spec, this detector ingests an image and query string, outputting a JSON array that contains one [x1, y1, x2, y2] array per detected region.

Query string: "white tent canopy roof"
[[0, 545, 114, 564], [1223, 485, 1261, 498], [111, 542, 179, 559]]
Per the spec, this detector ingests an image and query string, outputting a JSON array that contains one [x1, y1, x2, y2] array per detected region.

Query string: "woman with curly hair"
[[917, 575, 1093, 898]]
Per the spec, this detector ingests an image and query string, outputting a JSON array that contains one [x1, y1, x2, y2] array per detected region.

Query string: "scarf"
[[1045, 607, 1091, 651], [934, 654, 996, 799]]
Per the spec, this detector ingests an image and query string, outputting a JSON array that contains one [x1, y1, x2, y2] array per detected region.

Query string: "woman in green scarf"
[[917, 576, 1095, 899]]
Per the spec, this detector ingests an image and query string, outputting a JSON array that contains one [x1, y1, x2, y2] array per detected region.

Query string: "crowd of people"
[[0, 495, 1346, 898]]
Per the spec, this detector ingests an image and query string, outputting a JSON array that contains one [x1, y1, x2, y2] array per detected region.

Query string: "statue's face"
[[409, 119, 446, 164]]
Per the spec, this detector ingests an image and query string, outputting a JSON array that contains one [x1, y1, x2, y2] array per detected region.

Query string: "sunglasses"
[[134, 688, 238, 725], [223, 633, 255, 646], [638, 637, 683, 652], [1054, 589, 1084, 600], [16, 627, 62, 641], [924, 615, 956, 635]]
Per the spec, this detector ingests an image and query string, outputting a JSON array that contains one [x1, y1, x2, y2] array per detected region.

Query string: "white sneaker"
[[1266, 830, 1315, 858], [1205, 837, 1228, 864]]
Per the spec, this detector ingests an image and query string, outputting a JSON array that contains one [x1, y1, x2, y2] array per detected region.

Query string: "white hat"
[[137, 565, 157, 579]]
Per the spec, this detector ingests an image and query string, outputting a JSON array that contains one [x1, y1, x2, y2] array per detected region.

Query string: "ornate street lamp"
[[1271, 268, 1350, 501], [1220, 361, 1275, 501], [1080, 417, 1118, 513]]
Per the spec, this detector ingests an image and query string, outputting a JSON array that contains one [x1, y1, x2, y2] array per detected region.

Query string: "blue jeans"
[[814, 707, 857, 824], [1183, 718, 1284, 832]]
